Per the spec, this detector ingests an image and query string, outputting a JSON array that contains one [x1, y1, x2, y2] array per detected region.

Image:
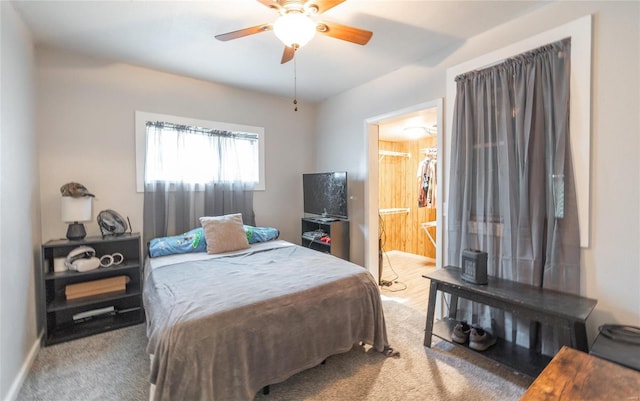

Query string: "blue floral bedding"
[[149, 226, 279, 257]]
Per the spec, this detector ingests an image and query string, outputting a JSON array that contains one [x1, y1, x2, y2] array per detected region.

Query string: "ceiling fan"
[[215, 0, 373, 64]]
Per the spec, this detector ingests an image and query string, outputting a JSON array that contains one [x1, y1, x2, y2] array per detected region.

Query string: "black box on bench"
[[461, 249, 488, 284]]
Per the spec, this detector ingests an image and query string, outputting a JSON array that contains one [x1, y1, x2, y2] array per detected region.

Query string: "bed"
[[143, 239, 392, 401]]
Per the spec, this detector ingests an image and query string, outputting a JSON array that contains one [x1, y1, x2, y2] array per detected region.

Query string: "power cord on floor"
[[380, 280, 407, 292], [378, 214, 407, 292], [379, 247, 407, 292]]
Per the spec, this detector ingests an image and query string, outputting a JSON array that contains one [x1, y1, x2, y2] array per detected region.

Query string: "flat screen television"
[[303, 171, 348, 220]]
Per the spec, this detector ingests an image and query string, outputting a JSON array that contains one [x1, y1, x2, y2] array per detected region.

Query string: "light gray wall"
[[36, 47, 317, 246], [0, 3, 41, 400], [316, 1, 640, 338]]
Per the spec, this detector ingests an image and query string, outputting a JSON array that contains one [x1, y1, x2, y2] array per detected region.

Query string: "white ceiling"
[[12, 0, 548, 103], [378, 107, 438, 142]]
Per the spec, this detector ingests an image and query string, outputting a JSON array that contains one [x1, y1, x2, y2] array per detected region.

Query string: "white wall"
[[0, 3, 41, 400], [316, 1, 640, 338], [2, 16, 317, 397], [36, 47, 317, 245]]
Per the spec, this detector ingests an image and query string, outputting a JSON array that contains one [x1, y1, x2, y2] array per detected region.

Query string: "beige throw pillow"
[[200, 214, 250, 254]]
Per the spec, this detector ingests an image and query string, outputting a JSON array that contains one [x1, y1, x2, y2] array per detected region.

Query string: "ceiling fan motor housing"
[[269, 1, 321, 15]]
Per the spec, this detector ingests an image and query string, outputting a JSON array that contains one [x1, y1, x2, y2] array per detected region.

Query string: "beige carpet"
[[18, 300, 532, 401], [17, 324, 149, 401], [255, 299, 532, 400]]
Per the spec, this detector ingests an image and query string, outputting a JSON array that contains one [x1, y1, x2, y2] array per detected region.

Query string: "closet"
[[378, 135, 437, 259]]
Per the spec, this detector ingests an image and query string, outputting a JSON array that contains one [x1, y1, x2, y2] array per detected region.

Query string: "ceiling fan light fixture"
[[273, 13, 316, 48]]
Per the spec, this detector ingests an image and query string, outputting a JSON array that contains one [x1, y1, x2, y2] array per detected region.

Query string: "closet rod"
[[379, 208, 410, 215], [378, 150, 411, 158]]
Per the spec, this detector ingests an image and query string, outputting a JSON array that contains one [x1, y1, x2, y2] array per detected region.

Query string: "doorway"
[[365, 99, 443, 312]]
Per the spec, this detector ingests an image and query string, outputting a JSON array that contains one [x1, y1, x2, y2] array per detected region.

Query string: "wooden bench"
[[423, 266, 597, 377]]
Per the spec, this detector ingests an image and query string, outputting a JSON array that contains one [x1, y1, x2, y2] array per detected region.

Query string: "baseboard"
[[148, 354, 155, 401], [3, 333, 41, 401]]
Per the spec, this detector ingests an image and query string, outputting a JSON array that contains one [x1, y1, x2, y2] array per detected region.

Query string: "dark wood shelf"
[[301, 217, 349, 260], [47, 290, 141, 312], [44, 261, 139, 281], [40, 233, 143, 346], [45, 308, 143, 346], [432, 318, 552, 378], [301, 237, 331, 246], [44, 233, 140, 247]]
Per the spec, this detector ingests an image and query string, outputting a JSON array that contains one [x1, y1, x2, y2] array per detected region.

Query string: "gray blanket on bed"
[[144, 243, 389, 401]]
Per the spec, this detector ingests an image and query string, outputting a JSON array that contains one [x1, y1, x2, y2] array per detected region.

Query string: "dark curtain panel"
[[143, 181, 255, 246], [204, 182, 255, 227], [447, 38, 580, 355]]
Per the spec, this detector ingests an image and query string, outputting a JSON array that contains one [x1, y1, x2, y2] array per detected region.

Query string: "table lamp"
[[61, 196, 92, 240]]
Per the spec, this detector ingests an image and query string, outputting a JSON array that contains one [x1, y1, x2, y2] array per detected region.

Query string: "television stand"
[[301, 218, 349, 260]]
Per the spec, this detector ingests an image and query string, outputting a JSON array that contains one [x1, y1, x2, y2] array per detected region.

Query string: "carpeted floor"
[[17, 300, 532, 401], [17, 324, 149, 401]]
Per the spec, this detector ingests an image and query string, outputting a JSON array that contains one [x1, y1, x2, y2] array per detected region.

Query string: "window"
[[135, 111, 265, 191]]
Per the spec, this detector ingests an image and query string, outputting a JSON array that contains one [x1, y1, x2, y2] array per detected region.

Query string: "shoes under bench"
[[452, 321, 497, 351]]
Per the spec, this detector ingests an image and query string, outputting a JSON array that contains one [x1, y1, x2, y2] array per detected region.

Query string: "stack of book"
[[65, 275, 129, 300]]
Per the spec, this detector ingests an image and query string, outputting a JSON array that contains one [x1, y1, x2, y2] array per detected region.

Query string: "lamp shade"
[[61, 196, 92, 223], [273, 13, 316, 48]]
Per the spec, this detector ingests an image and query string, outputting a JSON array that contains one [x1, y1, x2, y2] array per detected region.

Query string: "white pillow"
[[200, 214, 250, 254]]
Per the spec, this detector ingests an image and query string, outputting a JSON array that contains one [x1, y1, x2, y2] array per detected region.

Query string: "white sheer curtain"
[[447, 38, 579, 355], [143, 123, 256, 244], [145, 124, 259, 184]]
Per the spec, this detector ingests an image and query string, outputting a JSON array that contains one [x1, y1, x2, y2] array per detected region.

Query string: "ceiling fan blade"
[[281, 46, 295, 64], [306, 0, 346, 15], [256, 0, 282, 12], [215, 24, 272, 41], [317, 21, 372, 45]]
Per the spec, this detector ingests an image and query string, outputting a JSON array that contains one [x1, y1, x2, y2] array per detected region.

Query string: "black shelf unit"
[[301, 217, 349, 260], [40, 233, 144, 346]]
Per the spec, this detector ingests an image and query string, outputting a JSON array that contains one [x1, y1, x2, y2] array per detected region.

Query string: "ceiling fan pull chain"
[[293, 48, 298, 112]]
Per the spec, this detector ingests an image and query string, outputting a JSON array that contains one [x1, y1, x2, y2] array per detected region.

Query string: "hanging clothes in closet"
[[417, 149, 437, 208]]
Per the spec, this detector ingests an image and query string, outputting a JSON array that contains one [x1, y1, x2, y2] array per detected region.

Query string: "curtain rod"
[[146, 121, 257, 140]]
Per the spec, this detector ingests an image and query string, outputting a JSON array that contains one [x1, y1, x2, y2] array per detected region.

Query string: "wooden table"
[[520, 346, 640, 400]]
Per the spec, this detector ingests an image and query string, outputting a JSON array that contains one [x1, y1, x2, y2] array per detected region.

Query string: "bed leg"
[[262, 385, 270, 395]]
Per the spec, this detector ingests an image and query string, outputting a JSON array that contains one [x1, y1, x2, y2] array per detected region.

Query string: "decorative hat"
[[60, 182, 95, 197]]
